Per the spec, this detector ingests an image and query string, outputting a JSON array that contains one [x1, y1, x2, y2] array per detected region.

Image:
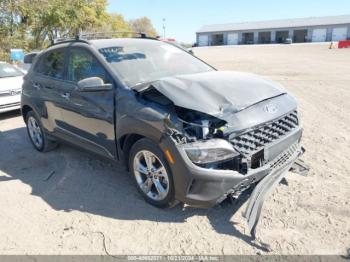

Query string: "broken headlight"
[[175, 106, 227, 140], [181, 139, 240, 164]]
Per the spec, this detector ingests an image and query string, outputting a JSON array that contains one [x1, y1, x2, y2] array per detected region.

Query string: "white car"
[[0, 62, 25, 113]]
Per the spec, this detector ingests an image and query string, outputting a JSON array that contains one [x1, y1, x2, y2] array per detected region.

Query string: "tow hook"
[[289, 159, 310, 176], [289, 147, 309, 176]]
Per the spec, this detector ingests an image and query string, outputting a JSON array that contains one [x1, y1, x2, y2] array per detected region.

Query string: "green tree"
[[129, 17, 158, 37], [0, 0, 37, 60], [109, 13, 131, 32], [0, 0, 110, 51], [31, 0, 109, 45], [0, 0, 159, 58], [92, 13, 131, 37]]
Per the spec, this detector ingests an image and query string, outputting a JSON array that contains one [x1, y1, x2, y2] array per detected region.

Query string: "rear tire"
[[129, 138, 177, 208], [26, 111, 57, 152]]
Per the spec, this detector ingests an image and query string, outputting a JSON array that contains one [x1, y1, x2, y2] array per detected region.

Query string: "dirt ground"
[[0, 43, 349, 255]]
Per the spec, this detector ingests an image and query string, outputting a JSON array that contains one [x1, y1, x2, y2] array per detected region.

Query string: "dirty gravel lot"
[[0, 43, 349, 255]]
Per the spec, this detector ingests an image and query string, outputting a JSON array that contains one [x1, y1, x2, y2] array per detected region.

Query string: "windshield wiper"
[[131, 80, 156, 91]]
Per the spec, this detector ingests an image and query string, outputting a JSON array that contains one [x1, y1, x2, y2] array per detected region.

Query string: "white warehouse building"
[[196, 15, 350, 46]]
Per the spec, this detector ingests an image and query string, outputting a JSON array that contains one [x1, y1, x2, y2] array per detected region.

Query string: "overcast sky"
[[107, 0, 350, 43]]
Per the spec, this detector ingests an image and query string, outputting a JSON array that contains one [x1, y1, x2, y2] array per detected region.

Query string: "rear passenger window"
[[68, 48, 109, 83], [36, 50, 65, 79]]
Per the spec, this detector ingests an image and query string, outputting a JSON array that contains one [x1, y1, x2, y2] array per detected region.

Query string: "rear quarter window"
[[35, 49, 65, 79]]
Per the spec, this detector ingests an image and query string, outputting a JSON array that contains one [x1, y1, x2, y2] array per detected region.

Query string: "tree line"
[[0, 0, 158, 61]]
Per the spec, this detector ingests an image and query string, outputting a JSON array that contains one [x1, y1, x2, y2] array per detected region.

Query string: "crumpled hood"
[[144, 71, 286, 117]]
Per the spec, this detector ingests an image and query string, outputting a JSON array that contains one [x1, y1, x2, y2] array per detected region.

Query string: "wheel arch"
[[21, 104, 33, 122], [116, 115, 166, 167], [119, 133, 146, 170]]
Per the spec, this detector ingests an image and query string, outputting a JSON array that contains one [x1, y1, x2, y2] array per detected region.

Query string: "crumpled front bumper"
[[161, 126, 308, 238], [160, 129, 305, 210]]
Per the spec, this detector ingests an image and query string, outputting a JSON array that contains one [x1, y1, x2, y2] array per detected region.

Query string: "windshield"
[[0, 63, 24, 78], [98, 40, 213, 87]]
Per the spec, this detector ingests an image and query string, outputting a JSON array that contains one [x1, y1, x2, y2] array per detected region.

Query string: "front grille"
[[230, 110, 299, 156]]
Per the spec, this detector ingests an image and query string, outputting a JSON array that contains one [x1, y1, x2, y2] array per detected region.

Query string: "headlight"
[[181, 139, 240, 164]]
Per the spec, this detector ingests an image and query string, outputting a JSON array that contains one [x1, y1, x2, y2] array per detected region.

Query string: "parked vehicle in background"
[[285, 38, 293, 44], [159, 38, 194, 54], [0, 62, 24, 113], [21, 34, 307, 237]]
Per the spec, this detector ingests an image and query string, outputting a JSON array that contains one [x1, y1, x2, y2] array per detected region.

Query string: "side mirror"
[[77, 77, 113, 92], [24, 52, 38, 64], [188, 48, 194, 55]]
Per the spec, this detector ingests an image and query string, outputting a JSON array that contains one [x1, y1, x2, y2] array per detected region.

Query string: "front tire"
[[26, 111, 57, 152], [129, 138, 176, 208]]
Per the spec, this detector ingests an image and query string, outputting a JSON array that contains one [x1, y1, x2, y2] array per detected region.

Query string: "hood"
[[0, 76, 23, 92], [137, 71, 286, 117]]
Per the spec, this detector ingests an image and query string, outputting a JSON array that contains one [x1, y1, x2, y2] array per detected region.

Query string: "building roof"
[[197, 15, 350, 33]]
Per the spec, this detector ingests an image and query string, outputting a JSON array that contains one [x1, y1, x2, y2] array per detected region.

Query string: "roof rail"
[[50, 31, 156, 47], [50, 36, 89, 47], [79, 31, 150, 40]]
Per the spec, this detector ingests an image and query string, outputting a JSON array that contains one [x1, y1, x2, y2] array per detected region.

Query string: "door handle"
[[33, 82, 41, 90], [61, 92, 70, 99]]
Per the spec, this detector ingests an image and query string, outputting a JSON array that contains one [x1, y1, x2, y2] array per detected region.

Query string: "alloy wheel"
[[27, 116, 43, 149], [133, 150, 170, 201]]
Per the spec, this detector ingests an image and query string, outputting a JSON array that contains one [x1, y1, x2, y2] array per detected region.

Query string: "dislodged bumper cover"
[[244, 145, 307, 239]]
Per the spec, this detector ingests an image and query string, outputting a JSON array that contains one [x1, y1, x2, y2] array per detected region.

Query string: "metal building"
[[196, 15, 350, 46]]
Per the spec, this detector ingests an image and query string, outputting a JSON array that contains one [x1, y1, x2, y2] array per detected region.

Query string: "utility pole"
[[162, 18, 166, 39]]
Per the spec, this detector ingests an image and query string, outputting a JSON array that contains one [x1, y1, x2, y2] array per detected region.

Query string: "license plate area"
[[264, 128, 302, 162]]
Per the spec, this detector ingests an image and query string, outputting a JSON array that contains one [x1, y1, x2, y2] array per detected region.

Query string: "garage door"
[[332, 27, 348, 41], [312, 28, 327, 42], [227, 33, 239, 45], [198, 35, 209, 47]]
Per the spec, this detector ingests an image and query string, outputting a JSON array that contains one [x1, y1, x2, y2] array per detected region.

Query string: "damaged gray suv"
[[22, 35, 307, 236]]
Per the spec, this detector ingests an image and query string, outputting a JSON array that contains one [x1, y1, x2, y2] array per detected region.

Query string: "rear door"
[[57, 46, 116, 159], [29, 48, 67, 133]]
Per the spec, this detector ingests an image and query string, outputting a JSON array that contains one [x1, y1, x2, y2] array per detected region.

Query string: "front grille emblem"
[[263, 103, 278, 114]]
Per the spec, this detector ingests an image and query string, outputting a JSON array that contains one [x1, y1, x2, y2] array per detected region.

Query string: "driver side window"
[[68, 48, 109, 83]]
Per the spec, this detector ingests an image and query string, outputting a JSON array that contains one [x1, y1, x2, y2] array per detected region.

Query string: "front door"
[[57, 47, 116, 159]]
